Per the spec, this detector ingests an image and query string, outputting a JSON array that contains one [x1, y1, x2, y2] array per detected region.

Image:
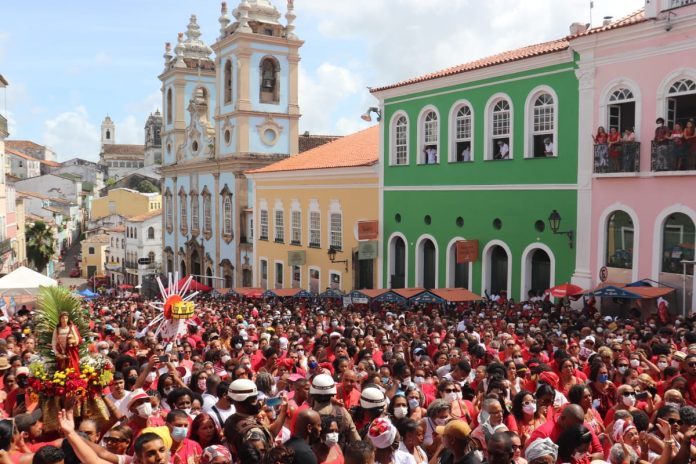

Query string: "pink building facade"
[[573, 1, 696, 315]]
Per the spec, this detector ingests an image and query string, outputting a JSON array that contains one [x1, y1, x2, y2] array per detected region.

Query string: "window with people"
[[490, 98, 512, 160], [420, 109, 439, 165]]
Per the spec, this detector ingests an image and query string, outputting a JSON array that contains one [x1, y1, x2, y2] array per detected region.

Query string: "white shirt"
[[544, 142, 554, 155], [461, 148, 471, 162], [107, 391, 132, 418], [498, 143, 510, 158], [204, 402, 235, 428], [425, 147, 437, 164]]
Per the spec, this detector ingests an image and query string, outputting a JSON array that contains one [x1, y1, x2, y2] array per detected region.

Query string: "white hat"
[[310, 374, 337, 395], [228, 378, 258, 402], [360, 386, 386, 410], [583, 335, 596, 345]]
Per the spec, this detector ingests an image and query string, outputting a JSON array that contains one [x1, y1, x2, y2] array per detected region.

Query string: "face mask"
[[171, 426, 188, 441], [473, 451, 484, 462], [523, 403, 537, 415], [401, 376, 412, 386], [235, 343, 242, 350], [598, 373, 609, 384], [573, 452, 586, 461], [100, 349, 109, 355], [618, 366, 628, 375], [456, 392, 463, 401], [136, 402, 153, 418], [433, 338, 441, 345], [247, 401, 261, 415], [414, 376, 425, 385], [592, 398, 601, 409], [622, 394, 636, 407], [197, 379, 207, 391], [660, 337, 670, 344], [381, 376, 390, 385], [163, 387, 174, 396], [394, 406, 408, 419], [408, 398, 420, 409], [243, 363, 252, 370], [479, 409, 490, 425], [308, 361, 318, 369], [325, 432, 339, 446], [146, 372, 157, 383], [665, 401, 681, 409], [671, 360, 681, 369], [444, 392, 457, 404], [657, 362, 668, 370], [513, 357, 524, 364], [434, 417, 448, 426], [630, 359, 640, 368]]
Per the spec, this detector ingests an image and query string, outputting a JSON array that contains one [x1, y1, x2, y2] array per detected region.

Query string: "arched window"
[[451, 104, 472, 162], [607, 87, 635, 133], [179, 190, 188, 234], [420, 110, 439, 164], [389, 235, 407, 289], [661, 213, 695, 274], [259, 57, 279, 104], [260, 209, 269, 240], [392, 115, 408, 165], [488, 245, 509, 294], [329, 213, 342, 250], [148, 227, 155, 240], [106, 130, 111, 140], [166, 88, 172, 124], [529, 92, 555, 157], [223, 195, 233, 236], [274, 202, 285, 243], [666, 78, 696, 128], [417, 238, 437, 288], [203, 191, 212, 235], [191, 193, 199, 232], [224, 60, 232, 104], [165, 190, 173, 232], [490, 98, 512, 160], [606, 211, 634, 269], [447, 241, 470, 288]]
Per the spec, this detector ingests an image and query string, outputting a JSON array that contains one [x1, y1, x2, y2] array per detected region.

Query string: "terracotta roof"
[[127, 209, 162, 222], [17, 190, 73, 204], [101, 144, 145, 155], [572, 9, 647, 37], [40, 160, 61, 167], [6, 140, 47, 152], [298, 134, 342, 153], [370, 38, 569, 93], [248, 126, 378, 174], [43, 206, 64, 214], [84, 234, 110, 244], [5, 148, 40, 161], [105, 225, 126, 233]]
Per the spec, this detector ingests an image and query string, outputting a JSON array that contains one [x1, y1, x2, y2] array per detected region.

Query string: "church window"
[[224, 60, 232, 104], [259, 57, 279, 104], [166, 88, 173, 124]]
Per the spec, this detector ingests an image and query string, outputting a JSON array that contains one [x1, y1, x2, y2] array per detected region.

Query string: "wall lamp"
[[327, 246, 349, 271], [360, 107, 382, 122], [548, 209, 574, 248]]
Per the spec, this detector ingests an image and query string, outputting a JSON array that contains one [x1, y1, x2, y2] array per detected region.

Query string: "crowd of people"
[[0, 291, 694, 464]]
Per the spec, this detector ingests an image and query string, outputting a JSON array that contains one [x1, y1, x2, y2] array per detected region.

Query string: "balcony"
[[0, 239, 10, 255], [593, 142, 640, 174], [651, 140, 696, 172]]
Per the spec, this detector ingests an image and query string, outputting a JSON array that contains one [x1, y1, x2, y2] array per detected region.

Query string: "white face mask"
[[513, 357, 524, 364], [394, 406, 408, 419], [622, 394, 636, 407], [163, 387, 174, 396], [100, 349, 109, 355], [665, 401, 681, 409], [522, 403, 537, 415], [444, 392, 457, 404], [324, 432, 339, 446], [657, 362, 668, 370], [401, 376, 412, 385], [414, 376, 425, 385], [618, 366, 628, 375], [136, 402, 153, 418], [630, 359, 640, 368], [146, 372, 157, 383], [408, 398, 420, 409], [434, 417, 448, 426]]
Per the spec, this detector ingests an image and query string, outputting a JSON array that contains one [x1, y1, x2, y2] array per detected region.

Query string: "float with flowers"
[[30, 286, 113, 433]]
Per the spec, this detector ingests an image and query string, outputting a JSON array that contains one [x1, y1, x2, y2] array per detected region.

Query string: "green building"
[[370, 39, 581, 300]]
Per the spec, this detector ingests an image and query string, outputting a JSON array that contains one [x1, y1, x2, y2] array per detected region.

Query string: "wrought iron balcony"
[[593, 142, 640, 173], [651, 140, 696, 172]]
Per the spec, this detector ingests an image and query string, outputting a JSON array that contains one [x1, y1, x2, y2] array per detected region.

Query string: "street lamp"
[[548, 210, 574, 248], [327, 246, 349, 272]]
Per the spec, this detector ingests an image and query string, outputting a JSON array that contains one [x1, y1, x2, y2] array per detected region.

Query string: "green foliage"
[[26, 221, 55, 273], [135, 179, 159, 193], [34, 286, 91, 363], [105, 178, 117, 187]]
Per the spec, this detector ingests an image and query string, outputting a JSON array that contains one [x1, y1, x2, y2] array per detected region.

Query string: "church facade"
[[161, 0, 302, 288]]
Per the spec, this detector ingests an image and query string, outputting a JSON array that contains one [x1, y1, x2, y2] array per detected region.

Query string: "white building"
[[5, 148, 41, 179], [100, 112, 162, 181], [123, 210, 162, 287], [51, 158, 106, 194]]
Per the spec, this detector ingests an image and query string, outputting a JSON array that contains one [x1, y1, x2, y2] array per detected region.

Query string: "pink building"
[[573, 0, 696, 315]]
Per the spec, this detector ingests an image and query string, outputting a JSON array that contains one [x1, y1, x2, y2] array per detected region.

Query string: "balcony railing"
[[651, 140, 696, 172], [670, 0, 695, 8], [0, 239, 10, 255], [593, 142, 640, 173], [0, 114, 7, 136]]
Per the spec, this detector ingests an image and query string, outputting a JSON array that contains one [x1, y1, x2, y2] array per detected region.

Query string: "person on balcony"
[[685, 119, 696, 170], [608, 127, 622, 172], [653, 118, 671, 170], [671, 122, 686, 170], [621, 128, 635, 171], [592, 126, 608, 172]]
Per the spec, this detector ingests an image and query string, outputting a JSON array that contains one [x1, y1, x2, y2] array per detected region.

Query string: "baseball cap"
[[435, 419, 471, 438], [15, 409, 42, 432]]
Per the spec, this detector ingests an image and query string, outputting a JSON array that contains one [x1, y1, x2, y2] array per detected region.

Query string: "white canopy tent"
[[0, 266, 57, 296]]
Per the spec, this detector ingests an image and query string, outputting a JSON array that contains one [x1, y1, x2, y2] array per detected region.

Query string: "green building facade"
[[371, 41, 581, 300]]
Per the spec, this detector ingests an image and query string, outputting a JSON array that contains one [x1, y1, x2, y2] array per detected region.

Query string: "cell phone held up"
[[265, 396, 282, 408], [159, 354, 169, 363]]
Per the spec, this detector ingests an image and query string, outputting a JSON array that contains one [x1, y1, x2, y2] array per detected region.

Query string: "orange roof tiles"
[[371, 38, 569, 93], [101, 144, 145, 155], [298, 134, 342, 153], [248, 126, 378, 174], [5, 148, 40, 161], [127, 209, 162, 222], [40, 160, 61, 167], [6, 140, 47, 152], [574, 9, 647, 37]]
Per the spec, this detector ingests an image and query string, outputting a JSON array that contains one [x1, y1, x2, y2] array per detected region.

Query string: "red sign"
[[456, 240, 479, 264], [358, 220, 379, 240]]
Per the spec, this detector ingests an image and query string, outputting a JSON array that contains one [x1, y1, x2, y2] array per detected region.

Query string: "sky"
[[0, 0, 645, 162]]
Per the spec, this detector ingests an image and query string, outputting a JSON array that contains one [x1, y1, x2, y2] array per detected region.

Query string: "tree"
[[136, 179, 159, 193], [26, 221, 55, 273]]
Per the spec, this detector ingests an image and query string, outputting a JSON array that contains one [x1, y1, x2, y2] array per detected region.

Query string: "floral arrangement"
[[28, 357, 113, 400]]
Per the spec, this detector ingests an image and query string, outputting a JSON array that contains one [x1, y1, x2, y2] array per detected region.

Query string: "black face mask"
[[245, 400, 261, 415], [17, 376, 28, 389]]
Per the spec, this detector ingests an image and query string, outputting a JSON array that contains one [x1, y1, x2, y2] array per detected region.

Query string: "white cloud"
[[115, 114, 144, 145], [125, 90, 162, 115], [42, 107, 100, 161]]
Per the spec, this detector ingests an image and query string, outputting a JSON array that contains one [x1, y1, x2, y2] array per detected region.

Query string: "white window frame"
[[291, 208, 301, 245], [165, 190, 173, 230], [390, 111, 409, 166], [274, 260, 284, 289], [329, 270, 342, 291], [191, 192, 199, 231], [417, 106, 440, 165], [259, 258, 269, 289], [524, 86, 558, 158], [329, 212, 342, 251], [308, 266, 321, 294], [274, 200, 284, 242], [259, 199, 269, 240], [202, 189, 212, 234], [448, 100, 474, 163], [291, 264, 302, 288], [222, 195, 233, 236], [485, 93, 514, 160], [308, 199, 320, 248], [600, 78, 643, 142]]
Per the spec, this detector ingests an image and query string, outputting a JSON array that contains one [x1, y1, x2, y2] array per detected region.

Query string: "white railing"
[[671, 0, 695, 7]]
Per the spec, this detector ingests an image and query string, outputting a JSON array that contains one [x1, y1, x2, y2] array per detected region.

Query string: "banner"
[[357, 221, 379, 240], [456, 240, 479, 264], [358, 240, 378, 260]]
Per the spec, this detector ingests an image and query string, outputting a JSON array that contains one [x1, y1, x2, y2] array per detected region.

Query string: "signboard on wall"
[[288, 250, 306, 266], [456, 240, 479, 264], [359, 241, 378, 260], [358, 221, 379, 240]]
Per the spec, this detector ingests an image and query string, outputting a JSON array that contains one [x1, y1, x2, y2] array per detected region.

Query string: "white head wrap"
[[367, 418, 397, 449], [525, 438, 559, 462]]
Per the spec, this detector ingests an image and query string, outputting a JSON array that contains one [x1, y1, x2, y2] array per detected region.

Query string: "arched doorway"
[[191, 250, 201, 277], [206, 267, 212, 287], [419, 238, 436, 288], [448, 242, 470, 288], [389, 236, 406, 288], [180, 260, 187, 277], [530, 249, 551, 296], [606, 210, 634, 269], [489, 245, 508, 295]]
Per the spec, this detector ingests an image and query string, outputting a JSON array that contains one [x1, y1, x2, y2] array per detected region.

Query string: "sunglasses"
[[522, 400, 536, 406], [612, 348, 622, 352], [667, 418, 683, 426], [103, 436, 128, 444], [617, 364, 629, 368], [621, 391, 635, 397], [443, 389, 456, 393], [688, 362, 696, 367]]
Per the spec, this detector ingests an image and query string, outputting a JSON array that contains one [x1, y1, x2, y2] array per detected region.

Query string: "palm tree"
[[26, 221, 55, 273]]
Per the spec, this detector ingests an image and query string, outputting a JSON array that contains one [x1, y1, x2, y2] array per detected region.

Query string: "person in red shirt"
[[525, 404, 603, 460], [335, 370, 361, 411], [166, 409, 203, 464]]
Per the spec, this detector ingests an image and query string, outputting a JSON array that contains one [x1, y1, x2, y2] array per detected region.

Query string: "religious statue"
[[51, 311, 82, 371]]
